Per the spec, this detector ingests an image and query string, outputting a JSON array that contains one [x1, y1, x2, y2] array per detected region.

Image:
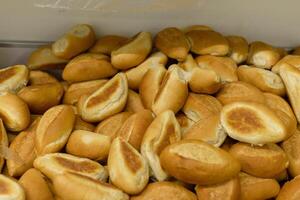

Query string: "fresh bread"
[[276, 175, 300, 200], [66, 130, 111, 161], [108, 138, 149, 194], [0, 174, 25, 200], [7, 117, 40, 177], [272, 55, 300, 73], [226, 35, 248, 64], [141, 110, 181, 181], [0, 119, 8, 172], [195, 177, 240, 200], [239, 172, 280, 200], [247, 41, 280, 69], [229, 142, 289, 178], [237, 65, 285, 96], [0, 64, 29, 93], [111, 32, 152, 70], [186, 30, 229, 56], [183, 25, 213, 33], [195, 55, 238, 83], [89, 35, 128, 55], [220, 101, 288, 144], [35, 105, 75, 155], [52, 172, 129, 200], [182, 93, 222, 122], [176, 113, 195, 136], [18, 83, 64, 114], [52, 24, 96, 59], [178, 54, 199, 71], [117, 109, 153, 150], [184, 114, 227, 147], [73, 116, 95, 131], [78, 73, 128, 122], [62, 53, 118, 82], [152, 65, 188, 115], [124, 89, 145, 113], [125, 52, 168, 90], [216, 81, 266, 105], [155, 27, 190, 61], [131, 181, 197, 200], [292, 46, 300, 55], [33, 153, 108, 181], [160, 139, 241, 185], [0, 92, 30, 132], [28, 70, 58, 85], [18, 168, 54, 200], [27, 46, 68, 70], [276, 47, 288, 58], [63, 79, 107, 105], [139, 64, 166, 109]]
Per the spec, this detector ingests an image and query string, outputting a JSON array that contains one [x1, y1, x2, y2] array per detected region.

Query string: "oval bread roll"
[[131, 181, 197, 200], [66, 130, 111, 161], [276, 175, 300, 200], [33, 153, 108, 181], [78, 73, 128, 122], [62, 53, 118, 82], [0, 119, 8, 172], [73, 116, 95, 131], [226, 35, 248, 64], [52, 172, 129, 200], [272, 55, 300, 73], [141, 110, 181, 181], [124, 90, 145, 113], [28, 70, 58, 85], [108, 138, 149, 194], [229, 142, 289, 178], [160, 139, 241, 185], [178, 54, 199, 71], [0, 174, 25, 200], [89, 35, 128, 55], [0, 65, 29, 93], [111, 32, 152, 70], [221, 101, 288, 144]]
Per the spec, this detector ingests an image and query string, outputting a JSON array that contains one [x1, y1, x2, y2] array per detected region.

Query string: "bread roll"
[[73, 116, 95, 132], [0, 65, 29, 93], [178, 54, 199, 71], [7, 117, 40, 177], [125, 52, 168, 90], [66, 130, 111, 161], [53, 172, 128, 200], [108, 138, 148, 194], [279, 63, 300, 123], [195, 177, 240, 200], [220, 101, 288, 144], [63, 79, 107, 105], [33, 153, 108, 181], [155, 27, 190, 61], [28, 70, 58, 85], [276, 176, 300, 200], [239, 172, 280, 200], [27, 46, 69, 70], [176, 113, 195, 136], [195, 55, 238, 83], [184, 114, 227, 147], [35, 105, 75, 155], [216, 81, 265, 105], [141, 110, 181, 181], [0, 174, 25, 200], [78, 73, 128, 122], [247, 41, 280, 69], [139, 64, 166, 109], [160, 139, 241, 185], [89, 35, 128, 55], [229, 142, 288, 178], [18, 168, 54, 200], [226, 35, 248, 64], [18, 83, 64, 114], [183, 25, 213, 33], [118, 109, 153, 150], [186, 30, 229, 56], [111, 32, 152, 70], [52, 24, 96, 59], [237, 65, 285, 96], [124, 90, 145, 113], [62, 53, 118, 82], [0, 92, 30, 132], [152, 65, 188, 115], [182, 93, 222, 122], [272, 55, 300, 73], [0, 119, 8, 172], [276, 47, 288, 58], [282, 130, 300, 177], [131, 181, 197, 200]]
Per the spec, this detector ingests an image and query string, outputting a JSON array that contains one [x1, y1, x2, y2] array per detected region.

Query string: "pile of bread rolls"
[[0, 24, 300, 200]]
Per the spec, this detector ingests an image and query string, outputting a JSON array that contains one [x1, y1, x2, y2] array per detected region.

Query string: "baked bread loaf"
[[89, 35, 128, 55], [276, 175, 300, 200], [0, 65, 29, 93], [28, 70, 58, 85], [226, 35, 248, 64], [0, 174, 25, 200], [124, 89, 145, 113]]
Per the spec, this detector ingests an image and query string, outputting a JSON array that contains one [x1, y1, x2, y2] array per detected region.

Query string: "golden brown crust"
[[226, 35, 248, 64], [0, 174, 25, 200], [277, 176, 300, 200], [73, 116, 95, 132], [89, 35, 128, 55], [0, 65, 29, 93], [272, 55, 300, 73], [124, 90, 145, 113], [183, 25, 213, 33], [0, 119, 8, 172], [28, 70, 59, 85]]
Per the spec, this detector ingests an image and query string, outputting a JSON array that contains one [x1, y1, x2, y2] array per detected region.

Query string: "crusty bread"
[[0, 119, 8, 172], [183, 25, 213, 33], [226, 35, 248, 64], [141, 110, 181, 181], [272, 55, 300, 73], [0, 174, 25, 200], [276, 175, 300, 200], [124, 90, 145, 113], [62, 53, 118, 82], [220, 101, 287, 144], [178, 54, 199, 71], [28, 70, 58, 85], [0, 65, 29, 93], [176, 113, 195, 136], [111, 32, 152, 70], [89, 35, 128, 55], [73, 116, 95, 132], [160, 139, 241, 185]]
